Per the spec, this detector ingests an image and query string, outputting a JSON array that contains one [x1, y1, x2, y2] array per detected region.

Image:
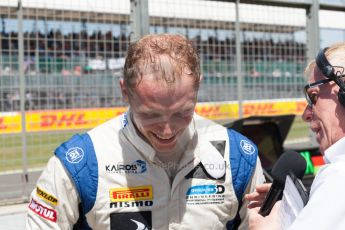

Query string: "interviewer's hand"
[[248, 201, 282, 230], [245, 183, 271, 209]]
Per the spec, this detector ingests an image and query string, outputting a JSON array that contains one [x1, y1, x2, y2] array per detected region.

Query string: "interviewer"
[[247, 42, 345, 230]]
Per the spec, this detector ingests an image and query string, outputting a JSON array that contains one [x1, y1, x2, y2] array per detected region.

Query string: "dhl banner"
[[0, 107, 127, 134], [195, 99, 307, 120], [0, 99, 307, 134], [0, 112, 21, 134]]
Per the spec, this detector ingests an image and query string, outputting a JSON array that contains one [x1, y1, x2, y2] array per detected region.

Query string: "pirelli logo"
[[110, 186, 153, 202], [36, 187, 58, 206]]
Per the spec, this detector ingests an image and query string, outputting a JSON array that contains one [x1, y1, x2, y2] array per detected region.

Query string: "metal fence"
[[0, 0, 344, 202]]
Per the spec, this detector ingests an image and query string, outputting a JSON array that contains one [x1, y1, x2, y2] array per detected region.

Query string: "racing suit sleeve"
[[26, 155, 80, 229], [238, 157, 266, 230]]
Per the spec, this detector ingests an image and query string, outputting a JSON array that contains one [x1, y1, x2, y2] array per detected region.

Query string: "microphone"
[[259, 150, 306, 216]]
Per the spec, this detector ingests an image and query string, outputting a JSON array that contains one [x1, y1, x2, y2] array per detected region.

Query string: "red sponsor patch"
[[29, 198, 57, 222]]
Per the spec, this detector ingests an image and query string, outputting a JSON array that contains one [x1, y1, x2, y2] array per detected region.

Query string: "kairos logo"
[[66, 147, 84, 163], [106, 160, 147, 174], [240, 140, 255, 155]]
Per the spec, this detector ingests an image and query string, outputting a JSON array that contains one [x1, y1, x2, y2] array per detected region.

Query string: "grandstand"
[[0, 0, 309, 112]]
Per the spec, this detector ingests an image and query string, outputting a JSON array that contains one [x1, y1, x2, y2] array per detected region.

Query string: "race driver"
[[26, 34, 265, 229]]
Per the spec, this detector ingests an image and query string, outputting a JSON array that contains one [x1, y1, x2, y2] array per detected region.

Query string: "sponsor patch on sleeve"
[[36, 186, 58, 206], [28, 198, 57, 222], [66, 147, 84, 163]]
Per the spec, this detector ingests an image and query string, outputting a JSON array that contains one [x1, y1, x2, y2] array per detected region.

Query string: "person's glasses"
[[304, 66, 345, 107], [304, 78, 332, 107]]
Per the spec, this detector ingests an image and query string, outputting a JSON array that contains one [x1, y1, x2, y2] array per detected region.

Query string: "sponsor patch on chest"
[[110, 211, 152, 230], [185, 184, 225, 205], [109, 186, 153, 208], [105, 160, 147, 174]]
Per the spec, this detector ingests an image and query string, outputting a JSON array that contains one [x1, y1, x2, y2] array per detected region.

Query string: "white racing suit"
[[26, 112, 265, 229]]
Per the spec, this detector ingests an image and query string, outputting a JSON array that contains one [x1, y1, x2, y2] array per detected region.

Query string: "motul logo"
[[110, 186, 153, 202], [29, 199, 57, 222], [40, 114, 88, 127]]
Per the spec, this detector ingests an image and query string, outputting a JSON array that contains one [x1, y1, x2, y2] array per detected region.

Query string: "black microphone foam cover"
[[271, 150, 306, 186], [259, 150, 306, 217]]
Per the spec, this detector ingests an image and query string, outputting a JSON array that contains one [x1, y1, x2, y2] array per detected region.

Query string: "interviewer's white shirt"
[[289, 136, 345, 230]]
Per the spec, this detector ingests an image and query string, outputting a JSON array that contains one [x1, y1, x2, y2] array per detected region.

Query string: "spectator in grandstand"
[[271, 68, 282, 78], [250, 68, 261, 78], [11, 90, 20, 111], [26, 34, 265, 229], [247, 42, 345, 230], [25, 92, 34, 110], [73, 65, 82, 76]]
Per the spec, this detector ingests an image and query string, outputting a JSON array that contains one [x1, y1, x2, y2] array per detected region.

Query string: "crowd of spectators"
[[0, 29, 306, 72], [193, 35, 306, 62], [1, 30, 129, 58], [0, 29, 307, 112], [0, 90, 123, 112]]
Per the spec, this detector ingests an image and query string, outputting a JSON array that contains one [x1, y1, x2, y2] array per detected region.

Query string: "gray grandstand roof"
[[0, 0, 344, 31]]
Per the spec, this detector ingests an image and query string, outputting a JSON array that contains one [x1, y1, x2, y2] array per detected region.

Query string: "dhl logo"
[[243, 104, 277, 115], [296, 101, 308, 114], [0, 117, 6, 130], [196, 105, 222, 115], [40, 114, 88, 127], [109, 186, 153, 202], [0, 116, 20, 133], [195, 105, 232, 118]]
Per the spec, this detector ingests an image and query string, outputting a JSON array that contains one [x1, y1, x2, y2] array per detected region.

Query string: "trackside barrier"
[[0, 99, 307, 134]]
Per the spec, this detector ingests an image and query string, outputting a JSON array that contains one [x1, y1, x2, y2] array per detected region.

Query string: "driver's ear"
[[120, 78, 129, 103]]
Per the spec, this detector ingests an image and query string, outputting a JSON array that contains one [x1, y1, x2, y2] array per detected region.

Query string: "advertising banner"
[[0, 99, 307, 134]]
